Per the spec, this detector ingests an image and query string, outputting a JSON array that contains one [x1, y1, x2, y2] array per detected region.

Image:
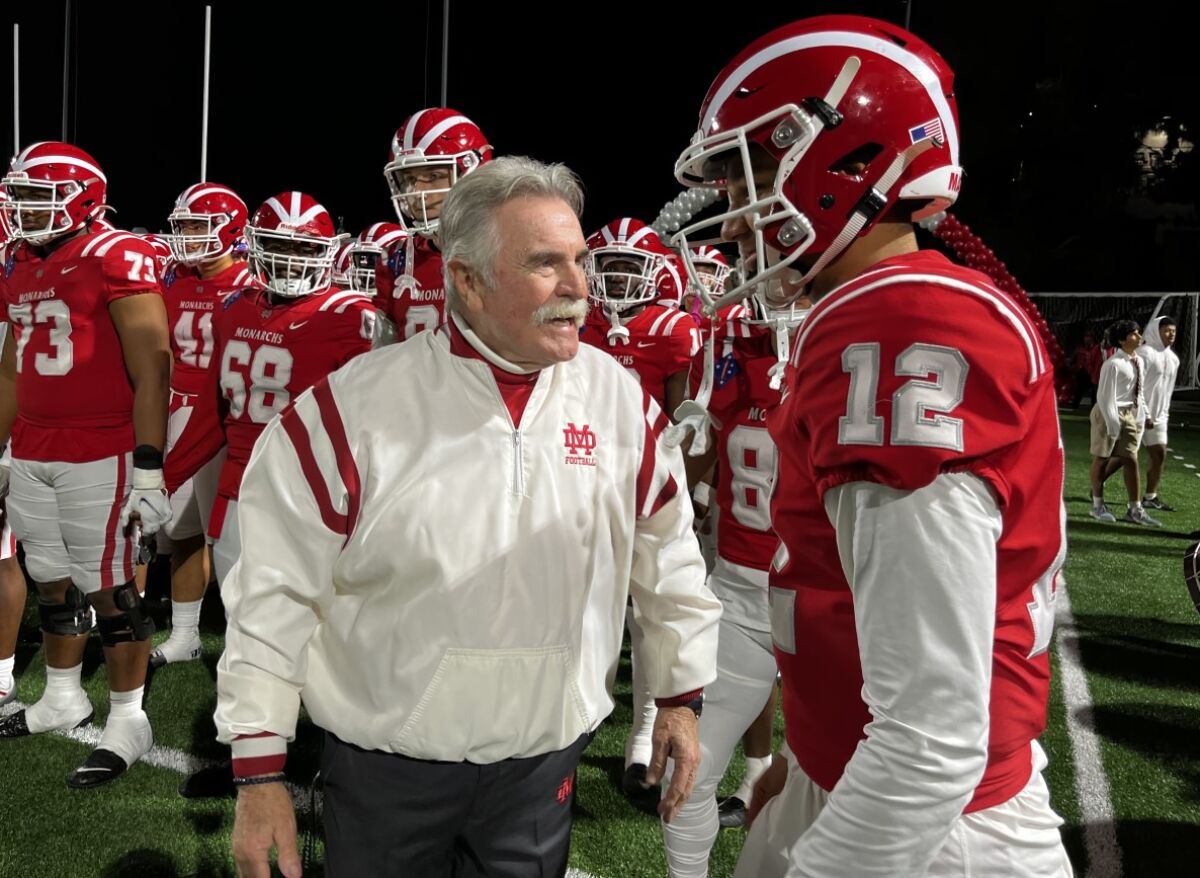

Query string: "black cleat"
[[68, 748, 130, 789], [179, 759, 236, 799], [717, 795, 747, 828], [1142, 496, 1176, 512], [0, 708, 94, 739]]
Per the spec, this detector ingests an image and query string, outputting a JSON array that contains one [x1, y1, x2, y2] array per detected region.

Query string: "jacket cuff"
[[655, 688, 704, 709], [231, 732, 288, 777]]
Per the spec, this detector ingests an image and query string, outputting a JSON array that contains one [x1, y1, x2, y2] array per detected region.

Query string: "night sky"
[[3, 0, 1198, 291]]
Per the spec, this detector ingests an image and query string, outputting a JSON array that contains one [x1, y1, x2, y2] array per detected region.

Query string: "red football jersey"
[[691, 332, 781, 571], [1, 228, 163, 462], [580, 305, 700, 408], [378, 235, 446, 340], [166, 286, 377, 500], [768, 250, 1064, 812], [163, 260, 256, 396]]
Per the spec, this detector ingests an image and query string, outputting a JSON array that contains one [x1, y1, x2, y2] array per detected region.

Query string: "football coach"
[[215, 156, 722, 878]]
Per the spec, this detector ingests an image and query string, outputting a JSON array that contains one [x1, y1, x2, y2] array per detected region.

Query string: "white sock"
[[25, 663, 89, 732], [733, 755, 774, 805], [99, 686, 151, 765], [0, 655, 14, 694], [108, 685, 144, 719], [1092, 495, 1105, 510], [44, 663, 86, 708], [1145, 492, 1157, 500], [1129, 502, 1143, 512], [168, 599, 202, 638]]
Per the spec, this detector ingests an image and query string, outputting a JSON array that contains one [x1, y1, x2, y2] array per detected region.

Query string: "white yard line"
[[1055, 584, 1124, 877]]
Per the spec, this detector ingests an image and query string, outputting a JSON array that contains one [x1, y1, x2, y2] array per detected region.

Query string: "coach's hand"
[[745, 752, 788, 828], [232, 782, 302, 878], [646, 705, 700, 824]]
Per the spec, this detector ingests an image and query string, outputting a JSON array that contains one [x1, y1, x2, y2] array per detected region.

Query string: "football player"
[[165, 192, 383, 589], [149, 183, 255, 669], [0, 142, 172, 788], [660, 292, 792, 876], [380, 108, 493, 339], [580, 217, 701, 805], [673, 16, 1072, 876]]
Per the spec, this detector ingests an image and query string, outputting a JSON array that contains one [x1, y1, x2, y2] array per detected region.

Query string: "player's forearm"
[[803, 475, 999, 876], [129, 356, 171, 451]]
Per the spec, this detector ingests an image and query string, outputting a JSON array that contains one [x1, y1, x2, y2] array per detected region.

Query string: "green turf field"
[[1, 409, 1198, 877]]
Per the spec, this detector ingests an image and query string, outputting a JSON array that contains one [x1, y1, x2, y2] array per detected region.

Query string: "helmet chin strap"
[[392, 236, 419, 298], [797, 137, 935, 289], [768, 319, 791, 391]]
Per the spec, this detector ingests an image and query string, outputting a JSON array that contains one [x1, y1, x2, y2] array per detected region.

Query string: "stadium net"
[[1030, 292, 1200, 391]]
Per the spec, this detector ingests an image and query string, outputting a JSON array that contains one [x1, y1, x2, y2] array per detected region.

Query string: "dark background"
[[2, 0, 1197, 292]]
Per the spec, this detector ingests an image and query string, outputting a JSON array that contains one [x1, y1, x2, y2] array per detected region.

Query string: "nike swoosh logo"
[[60, 266, 78, 275], [289, 321, 309, 330], [636, 342, 655, 348]]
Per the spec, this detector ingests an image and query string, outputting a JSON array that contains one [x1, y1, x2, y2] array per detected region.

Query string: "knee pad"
[[96, 582, 156, 647], [37, 584, 94, 636]]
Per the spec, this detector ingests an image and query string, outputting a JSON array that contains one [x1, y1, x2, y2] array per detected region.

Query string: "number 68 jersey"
[[1, 228, 162, 462], [166, 285, 377, 501], [768, 250, 1066, 812]]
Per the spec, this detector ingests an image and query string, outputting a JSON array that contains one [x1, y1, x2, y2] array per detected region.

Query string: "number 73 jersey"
[[1, 228, 162, 462], [768, 250, 1066, 809]]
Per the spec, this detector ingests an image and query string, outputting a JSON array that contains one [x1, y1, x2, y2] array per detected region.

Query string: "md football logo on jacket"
[[563, 422, 597, 466]]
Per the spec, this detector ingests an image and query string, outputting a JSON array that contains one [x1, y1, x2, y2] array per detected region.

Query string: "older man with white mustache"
[[216, 156, 722, 878]]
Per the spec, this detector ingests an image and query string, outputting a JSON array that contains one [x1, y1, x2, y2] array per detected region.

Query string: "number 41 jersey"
[[768, 250, 1066, 812], [1, 227, 162, 462], [163, 260, 256, 396]]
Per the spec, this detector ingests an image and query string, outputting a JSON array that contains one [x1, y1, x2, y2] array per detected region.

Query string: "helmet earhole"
[[819, 194, 835, 209]]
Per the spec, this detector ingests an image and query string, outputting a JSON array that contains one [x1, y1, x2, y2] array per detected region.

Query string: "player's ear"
[[448, 257, 485, 313]]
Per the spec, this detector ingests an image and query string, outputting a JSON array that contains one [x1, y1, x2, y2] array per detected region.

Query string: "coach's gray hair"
[[440, 156, 585, 312]]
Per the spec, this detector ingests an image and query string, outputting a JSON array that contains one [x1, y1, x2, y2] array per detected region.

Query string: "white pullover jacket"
[[215, 315, 721, 768]]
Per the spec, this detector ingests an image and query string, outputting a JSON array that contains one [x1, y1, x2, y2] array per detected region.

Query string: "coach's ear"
[[447, 258, 486, 315]]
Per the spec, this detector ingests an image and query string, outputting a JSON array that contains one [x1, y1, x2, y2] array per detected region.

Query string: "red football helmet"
[[332, 240, 355, 288], [384, 108, 493, 236], [674, 15, 962, 309], [687, 246, 731, 299], [167, 182, 248, 264], [245, 192, 339, 297], [585, 218, 672, 313], [142, 234, 174, 271], [349, 222, 408, 294], [2, 141, 108, 245]]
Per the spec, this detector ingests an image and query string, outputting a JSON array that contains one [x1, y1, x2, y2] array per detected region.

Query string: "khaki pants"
[[1089, 405, 1141, 458]]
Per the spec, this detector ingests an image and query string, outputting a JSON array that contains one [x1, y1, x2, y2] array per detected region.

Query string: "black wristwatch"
[[684, 694, 704, 718]]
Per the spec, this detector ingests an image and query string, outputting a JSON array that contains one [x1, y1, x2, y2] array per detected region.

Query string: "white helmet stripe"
[[12, 154, 107, 182], [185, 185, 235, 206], [625, 227, 655, 247], [289, 191, 302, 217], [703, 29, 958, 160], [403, 109, 430, 151], [264, 196, 288, 221], [601, 226, 616, 245], [416, 115, 471, 153], [618, 217, 631, 240]]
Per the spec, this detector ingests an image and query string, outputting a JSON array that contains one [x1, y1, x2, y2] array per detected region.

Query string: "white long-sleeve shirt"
[[215, 315, 721, 769], [1139, 317, 1179, 424], [1095, 348, 1146, 436]]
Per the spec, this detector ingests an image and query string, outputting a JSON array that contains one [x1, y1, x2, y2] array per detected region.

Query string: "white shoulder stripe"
[[648, 309, 672, 336], [795, 272, 1046, 384], [319, 289, 370, 312], [80, 230, 122, 257], [662, 311, 686, 336], [94, 233, 139, 257]]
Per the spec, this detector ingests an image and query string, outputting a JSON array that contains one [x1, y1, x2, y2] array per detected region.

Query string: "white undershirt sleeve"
[[787, 472, 1001, 877]]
